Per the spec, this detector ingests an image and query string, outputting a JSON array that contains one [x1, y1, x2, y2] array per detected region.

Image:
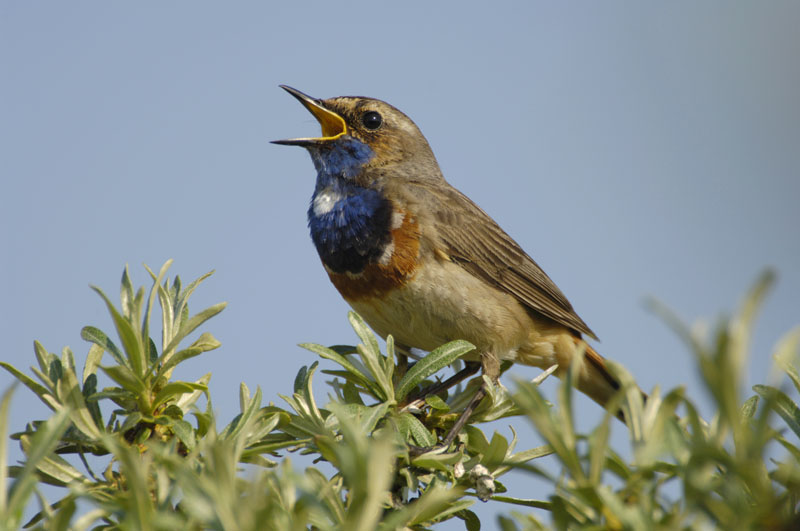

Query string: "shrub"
[[1, 263, 798, 529]]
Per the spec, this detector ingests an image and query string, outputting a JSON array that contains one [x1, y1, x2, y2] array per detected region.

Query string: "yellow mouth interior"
[[302, 100, 347, 140]]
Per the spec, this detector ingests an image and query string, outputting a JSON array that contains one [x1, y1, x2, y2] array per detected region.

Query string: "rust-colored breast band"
[[329, 212, 421, 301]]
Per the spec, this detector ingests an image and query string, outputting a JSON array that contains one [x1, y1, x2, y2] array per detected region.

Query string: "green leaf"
[[342, 381, 365, 405], [120, 265, 135, 318], [81, 374, 103, 429], [425, 394, 450, 411], [33, 340, 54, 376], [383, 334, 395, 383], [408, 450, 461, 472], [349, 313, 394, 402], [491, 496, 552, 509], [503, 445, 554, 465], [157, 281, 175, 354], [173, 270, 215, 324], [171, 419, 195, 451], [29, 452, 87, 487], [156, 332, 221, 380], [82, 343, 104, 385], [741, 395, 759, 421], [54, 368, 103, 439], [90, 286, 146, 376], [152, 382, 207, 411], [328, 403, 389, 435], [162, 302, 227, 358], [588, 412, 613, 484], [464, 425, 490, 455], [0, 385, 14, 513], [410, 498, 474, 526], [513, 379, 584, 481], [223, 386, 264, 443], [773, 326, 800, 395], [142, 260, 173, 363], [396, 412, 436, 447], [175, 373, 211, 412], [61, 347, 77, 376], [482, 432, 510, 468], [377, 485, 462, 530], [7, 410, 71, 527], [754, 384, 800, 439], [301, 342, 382, 398], [395, 340, 475, 400], [80, 326, 127, 368], [101, 364, 147, 395], [457, 509, 481, 531], [0, 362, 54, 410], [348, 312, 382, 364]]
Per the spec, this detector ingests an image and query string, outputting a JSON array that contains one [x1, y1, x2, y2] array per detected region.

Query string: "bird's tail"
[[573, 340, 647, 421]]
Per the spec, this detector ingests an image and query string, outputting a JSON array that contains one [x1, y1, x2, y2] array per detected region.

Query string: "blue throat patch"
[[306, 136, 392, 274], [309, 135, 375, 178]]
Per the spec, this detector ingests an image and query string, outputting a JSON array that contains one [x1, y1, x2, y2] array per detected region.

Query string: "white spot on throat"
[[312, 188, 343, 216], [378, 241, 395, 265], [391, 210, 405, 230]]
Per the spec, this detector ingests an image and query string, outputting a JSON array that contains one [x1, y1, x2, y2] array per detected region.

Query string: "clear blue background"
[[2, 2, 799, 527]]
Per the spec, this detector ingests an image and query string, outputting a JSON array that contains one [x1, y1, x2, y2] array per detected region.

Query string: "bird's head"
[[273, 86, 442, 187]]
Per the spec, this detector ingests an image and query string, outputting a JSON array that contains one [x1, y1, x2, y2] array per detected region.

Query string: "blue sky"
[[2, 2, 799, 526]]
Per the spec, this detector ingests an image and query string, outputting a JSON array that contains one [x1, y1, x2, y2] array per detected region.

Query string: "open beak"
[[271, 85, 347, 146]]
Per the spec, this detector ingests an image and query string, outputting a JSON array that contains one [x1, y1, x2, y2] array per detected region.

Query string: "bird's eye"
[[361, 111, 383, 130]]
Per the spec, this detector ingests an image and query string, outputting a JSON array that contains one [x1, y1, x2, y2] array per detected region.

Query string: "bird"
[[273, 85, 631, 443]]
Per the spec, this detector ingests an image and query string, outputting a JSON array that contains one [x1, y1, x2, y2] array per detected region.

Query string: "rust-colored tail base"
[[575, 341, 648, 423]]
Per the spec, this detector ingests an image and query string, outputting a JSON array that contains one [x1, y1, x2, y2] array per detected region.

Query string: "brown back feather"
[[413, 181, 598, 339]]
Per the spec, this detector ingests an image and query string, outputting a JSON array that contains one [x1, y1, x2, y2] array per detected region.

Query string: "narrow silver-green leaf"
[[90, 286, 146, 376], [0, 362, 53, 410], [156, 332, 221, 380], [157, 281, 175, 355], [396, 340, 475, 400], [7, 410, 70, 523], [142, 260, 173, 362], [489, 496, 552, 509], [176, 373, 211, 412], [101, 364, 147, 395], [741, 395, 759, 421], [348, 312, 382, 363], [356, 343, 393, 402], [55, 368, 103, 439], [82, 343, 104, 384], [152, 382, 207, 411], [173, 270, 215, 322], [31, 452, 87, 486], [162, 302, 227, 357], [80, 326, 127, 368], [301, 343, 381, 398], [33, 340, 57, 377], [482, 432, 510, 468], [120, 265, 134, 320], [0, 385, 14, 512], [425, 394, 450, 411], [754, 384, 800, 439], [396, 412, 436, 447], [773, 326, 800, 395], [347, 312, 393, 401]]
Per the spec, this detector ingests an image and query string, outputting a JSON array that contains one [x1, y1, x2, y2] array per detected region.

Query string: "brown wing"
[[419, 182, 597, 340]]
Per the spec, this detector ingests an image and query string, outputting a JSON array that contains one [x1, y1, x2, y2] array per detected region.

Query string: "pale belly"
[[343, 259, 564, 369]]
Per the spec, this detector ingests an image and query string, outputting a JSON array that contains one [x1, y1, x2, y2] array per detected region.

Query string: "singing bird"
[[274, 86, 627, 438]]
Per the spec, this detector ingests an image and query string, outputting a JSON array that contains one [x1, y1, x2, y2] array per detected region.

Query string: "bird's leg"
[[408, 354, 498, 456], [438, 352, 499, 446], [439, 383, 487, 448], [395, 344, 410, 384], [402, 361, 480, 408]]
